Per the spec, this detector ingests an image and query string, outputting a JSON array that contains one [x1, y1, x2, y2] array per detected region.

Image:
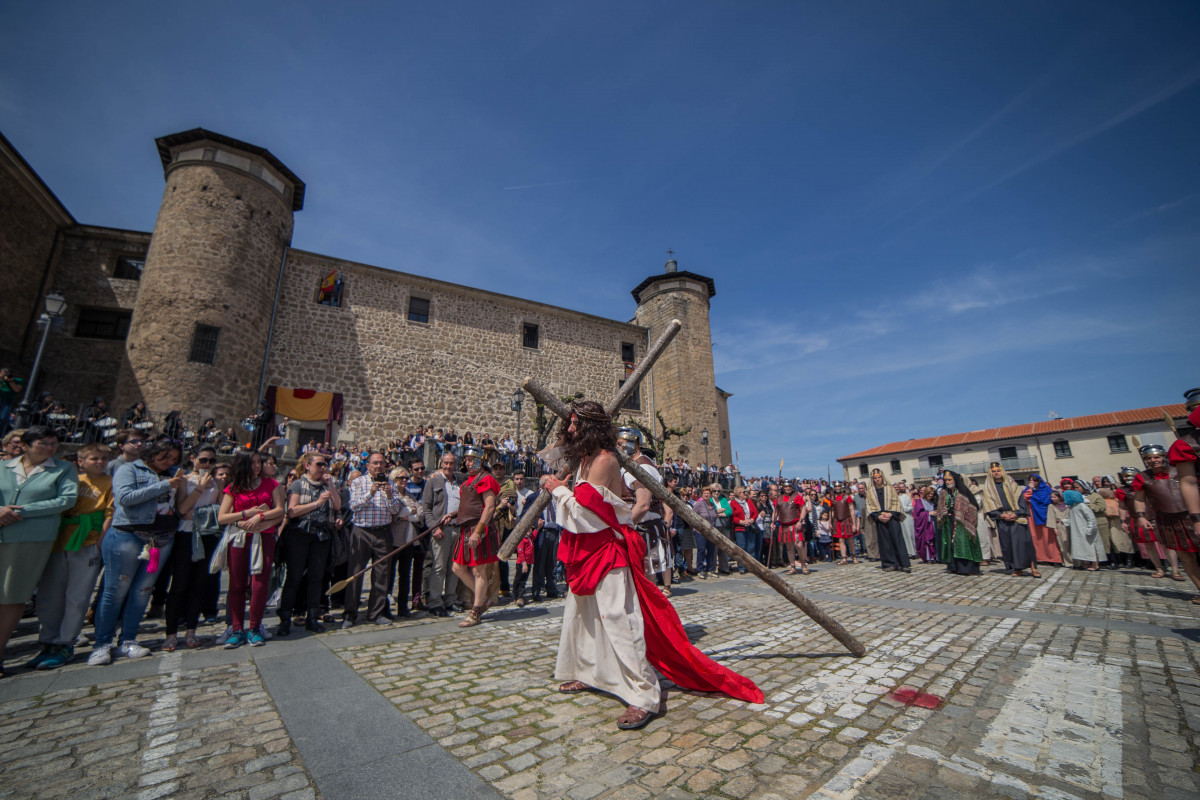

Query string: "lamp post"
[[701, 427, 709, 470], [510, 387, 526, 471], [15, 292, 67, 427]]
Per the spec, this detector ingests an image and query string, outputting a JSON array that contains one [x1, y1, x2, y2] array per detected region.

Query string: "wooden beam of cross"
[[497, 319, 683, 560], [513, 378, 869, 659]]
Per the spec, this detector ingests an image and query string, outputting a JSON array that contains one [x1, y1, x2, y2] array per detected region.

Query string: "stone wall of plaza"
[[0, 135, 73, 370], [839, 415, 1185, 486], [21, 226, 148, 405], [264, 250, 651, 445], [2, 127, 730, 457]]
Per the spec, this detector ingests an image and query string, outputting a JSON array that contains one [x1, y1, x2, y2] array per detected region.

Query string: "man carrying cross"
[[544, 400, 762, 731]]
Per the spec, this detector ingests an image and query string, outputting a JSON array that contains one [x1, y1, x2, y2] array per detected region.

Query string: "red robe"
[[558, 482, 764, 704]]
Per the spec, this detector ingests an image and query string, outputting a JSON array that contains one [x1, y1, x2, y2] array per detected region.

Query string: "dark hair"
[[228, 451, 262, 492], [20, 426, 58, 445], [141, 440, 182, 473], [564, 400, 617, 462], [192, 444, 217, 459], [116, 428, 146, 446], [408, 458, 424, 469]]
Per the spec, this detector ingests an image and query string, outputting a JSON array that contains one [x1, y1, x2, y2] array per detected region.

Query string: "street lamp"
[[16, 292, 67, 427], [701, 427, 709, 468], [510, 387, 525, 470]]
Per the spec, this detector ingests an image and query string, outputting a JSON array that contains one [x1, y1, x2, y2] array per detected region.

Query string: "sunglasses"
[[313, 462, 328, 468], [196, 457, 216, 464]]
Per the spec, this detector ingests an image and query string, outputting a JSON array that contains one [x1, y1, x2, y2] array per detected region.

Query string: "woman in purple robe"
[[911, 485, 938, 563]]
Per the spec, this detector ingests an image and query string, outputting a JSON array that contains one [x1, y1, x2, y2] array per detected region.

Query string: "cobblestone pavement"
[[1, 559, 1198, 800]]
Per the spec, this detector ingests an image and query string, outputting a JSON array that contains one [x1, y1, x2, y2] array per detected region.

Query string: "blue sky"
[[3, 2, 1198, 476]]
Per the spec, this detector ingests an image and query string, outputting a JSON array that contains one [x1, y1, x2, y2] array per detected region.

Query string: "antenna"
[[1047, 411, 1059, 420]]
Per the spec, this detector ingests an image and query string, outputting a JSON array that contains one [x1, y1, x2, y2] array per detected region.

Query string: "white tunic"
[[551, 482, 662, 711]]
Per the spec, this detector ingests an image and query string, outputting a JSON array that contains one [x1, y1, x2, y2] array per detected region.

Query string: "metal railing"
[[9, 404, 247, 454], [911, 455, 1041, 480]]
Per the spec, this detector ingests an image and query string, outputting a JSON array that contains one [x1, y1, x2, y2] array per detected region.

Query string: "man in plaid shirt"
[[343, 452, 403, 627]]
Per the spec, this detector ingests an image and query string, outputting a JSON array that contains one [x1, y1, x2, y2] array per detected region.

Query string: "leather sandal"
[[162, 635, 178, 652], [186, 633, 201, 649], [784, 567, 798, 575], [616, 705, 654, 730], [457, 607, 484, 628], [559, 680, 589, 694], [1151, 570, 1166, 578]]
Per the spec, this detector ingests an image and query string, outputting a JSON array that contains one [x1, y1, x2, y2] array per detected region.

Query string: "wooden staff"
[[326, 525, 440, 595], [497, 319, 683, 559], [526, 379, 869, 658]]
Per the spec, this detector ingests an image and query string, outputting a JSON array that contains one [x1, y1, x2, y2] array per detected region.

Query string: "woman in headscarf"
[[1021, 473, 1061, 567], [935, 470, 983, 575], [1045, 490, 1073, 568], [911, 485, 938, 563], [1064, 490, 1104, 571], [982, 464, 1039, 576]]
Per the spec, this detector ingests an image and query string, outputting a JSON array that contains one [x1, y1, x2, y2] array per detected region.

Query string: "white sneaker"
[[117, 641, 151, 659], [87, 644, 113, 666], [214, 625, 233, 645], [256, 625, 273, 641]]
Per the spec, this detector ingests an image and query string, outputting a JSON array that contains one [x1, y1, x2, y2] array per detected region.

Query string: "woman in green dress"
[[936, 470, 983, 575]]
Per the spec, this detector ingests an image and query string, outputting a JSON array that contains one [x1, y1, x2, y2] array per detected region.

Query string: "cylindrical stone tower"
[[632, 259, 727, 464], [116, 129, 304, 422]]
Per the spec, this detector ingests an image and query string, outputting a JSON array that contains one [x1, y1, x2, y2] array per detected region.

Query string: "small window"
[[522, 323, 539, 349], [112, 256, 144, 280], [890, 459, 901, 474], [407, 296, 430, 323], [858, 463, 868, 477], [998, 446, 1018, 461], [188, 324, 221, 365], [620, 341, 635, 362], [927, 455, 944, 468], [76, 308, 132, 340], [1053, 439, 1072, 458], [1107, 434, 1129, 454], [618, 379, 641, 411]]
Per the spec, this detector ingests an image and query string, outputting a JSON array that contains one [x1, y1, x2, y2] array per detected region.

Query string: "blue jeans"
[[94, 530, 174, 647], [734, 529, 762, 572], [694, 530, 717, 573]]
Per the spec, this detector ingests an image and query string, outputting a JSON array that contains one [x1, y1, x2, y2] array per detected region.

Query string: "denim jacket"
[[111, 459, 172, 528]]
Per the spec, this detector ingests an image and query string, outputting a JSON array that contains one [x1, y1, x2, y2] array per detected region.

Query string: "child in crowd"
[[28, 443, 113, 670], [816, 510, 833, 562], [512, 531, 535, 607]]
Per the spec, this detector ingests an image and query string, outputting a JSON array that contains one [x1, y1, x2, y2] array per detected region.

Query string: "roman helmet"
[[1138, 443, 1167, 466], [1118, 466, 1139, 485], [462, 445, 484, 471], [616, 426, 642, 456]]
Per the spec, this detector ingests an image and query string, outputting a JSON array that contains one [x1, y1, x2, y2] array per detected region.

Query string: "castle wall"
[[0, 138, 73, 370], [634, 280, 720, 463], [264, 251, 650, 445], [115, 158, 295, 422], [27, 227, 148, 407]]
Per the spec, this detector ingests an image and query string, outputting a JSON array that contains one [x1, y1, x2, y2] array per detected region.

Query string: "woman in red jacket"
[[729, 486, 759, 574]]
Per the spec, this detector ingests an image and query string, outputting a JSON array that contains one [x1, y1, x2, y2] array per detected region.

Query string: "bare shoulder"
[[589, 449, 622, 493]]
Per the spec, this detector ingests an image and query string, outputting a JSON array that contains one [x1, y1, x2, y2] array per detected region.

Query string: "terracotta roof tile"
[[838, 404, 1187, 462]]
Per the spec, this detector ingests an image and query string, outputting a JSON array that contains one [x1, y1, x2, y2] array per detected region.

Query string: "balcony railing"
[[911, 455, 1041, 481]]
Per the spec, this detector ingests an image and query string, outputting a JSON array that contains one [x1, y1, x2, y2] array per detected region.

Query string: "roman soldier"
[[1117, 465, 1173, 578], [616, 427, 673, 597], [1167, 389, 1200, 545], [1133, 444, 1200, 601], [775, 483, 808, 575], [450, 446, 501, 627], [831, 482, 857, 564]]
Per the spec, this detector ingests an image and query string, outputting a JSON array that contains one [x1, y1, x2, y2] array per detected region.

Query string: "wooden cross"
[[497, 320, 867, 657]]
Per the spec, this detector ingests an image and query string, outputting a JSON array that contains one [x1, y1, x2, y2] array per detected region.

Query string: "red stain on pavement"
[[889, 687, 944, 709]]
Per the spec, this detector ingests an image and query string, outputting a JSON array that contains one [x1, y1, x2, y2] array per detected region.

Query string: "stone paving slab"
[[0, 559, 1197, 800]]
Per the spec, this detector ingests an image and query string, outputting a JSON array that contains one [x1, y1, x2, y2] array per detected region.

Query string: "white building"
[[838, 404, 1187, 486]]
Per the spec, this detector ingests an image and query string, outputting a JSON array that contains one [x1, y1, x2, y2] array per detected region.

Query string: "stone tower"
[[116, 129, 304, 422], [632, 258, 725, 464]]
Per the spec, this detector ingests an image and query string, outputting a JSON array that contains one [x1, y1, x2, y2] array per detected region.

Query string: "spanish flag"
[[319, 270, 337, 299]]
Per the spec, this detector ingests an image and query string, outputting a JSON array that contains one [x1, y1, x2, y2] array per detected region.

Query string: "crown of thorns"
[[569, 402, 612, 422]]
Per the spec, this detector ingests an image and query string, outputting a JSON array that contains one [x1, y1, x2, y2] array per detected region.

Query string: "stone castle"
[[0, 128, 733, 463]]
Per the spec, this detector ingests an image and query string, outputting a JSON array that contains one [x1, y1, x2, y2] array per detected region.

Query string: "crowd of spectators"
[[1, 401, 1197, 677]]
